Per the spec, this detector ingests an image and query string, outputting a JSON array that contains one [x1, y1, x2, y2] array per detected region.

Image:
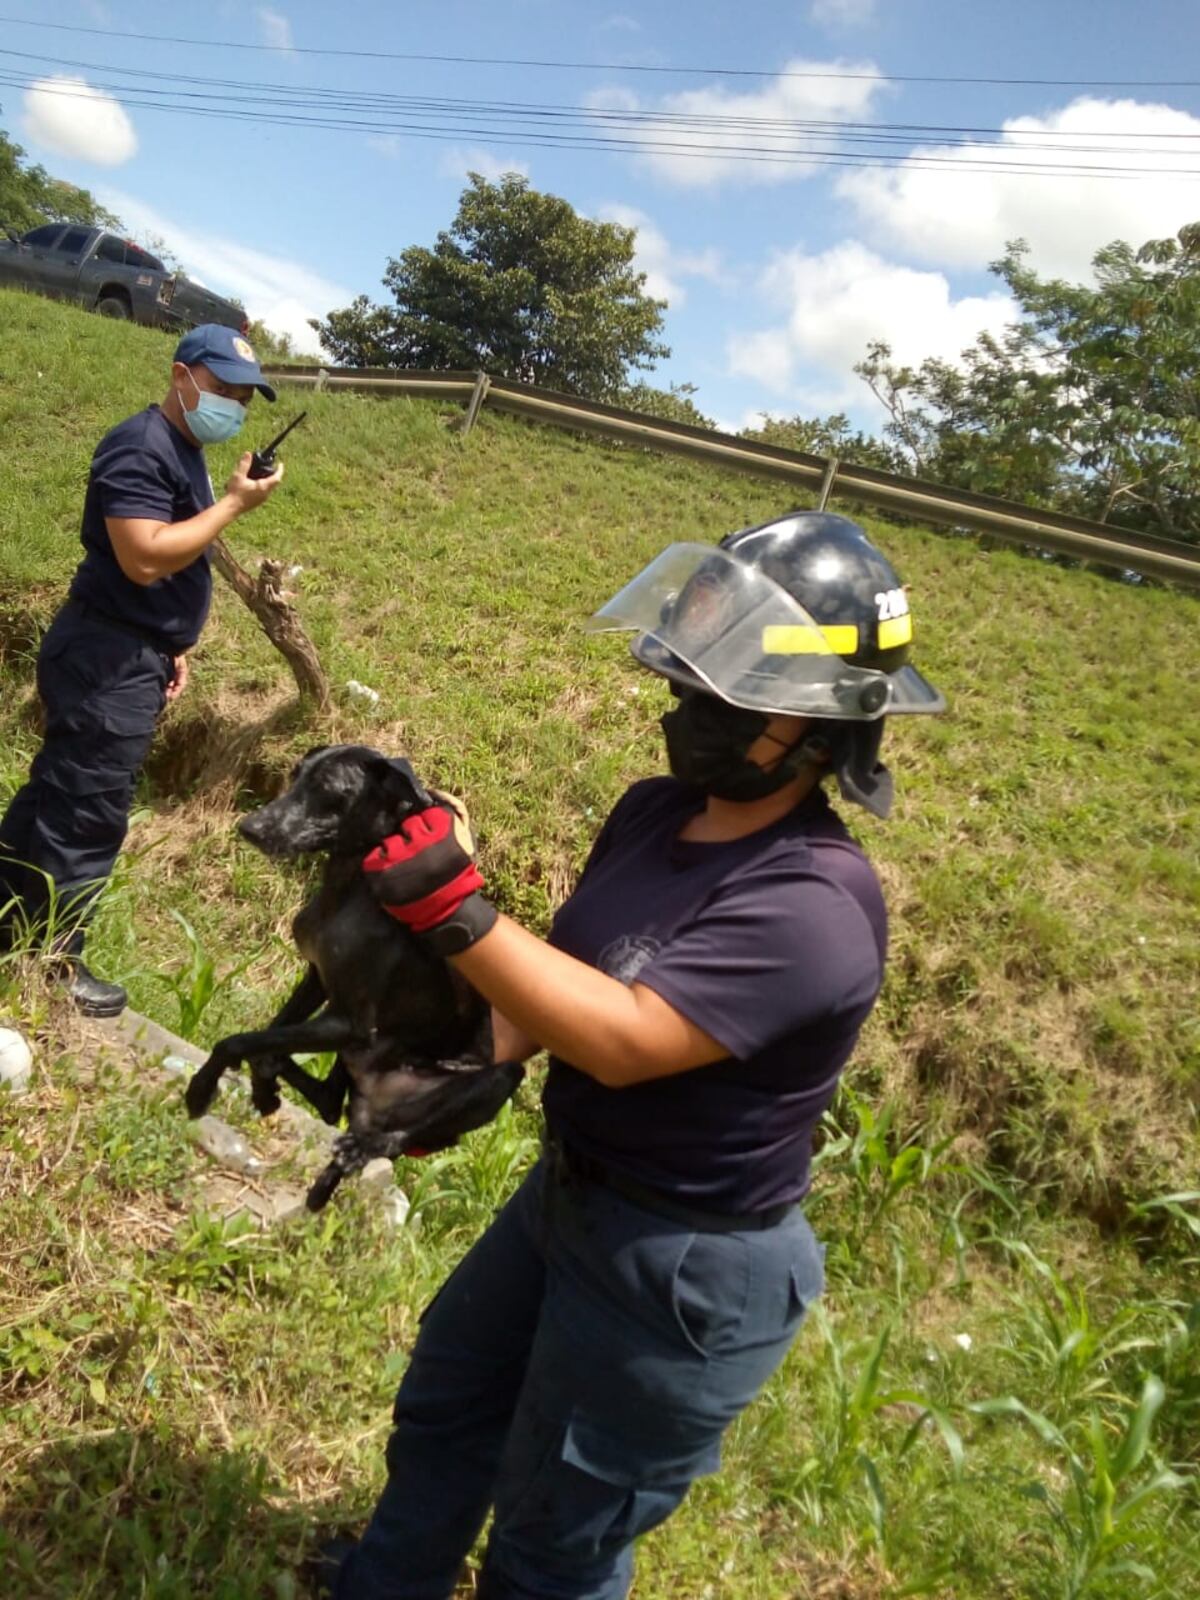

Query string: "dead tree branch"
[[210, 538, 331, 710]]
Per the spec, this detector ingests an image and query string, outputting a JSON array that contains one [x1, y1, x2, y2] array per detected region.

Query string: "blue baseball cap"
[[173, 324, 277, 401]]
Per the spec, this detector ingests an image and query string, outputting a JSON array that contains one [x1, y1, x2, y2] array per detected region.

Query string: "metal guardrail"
[[264, 364, 1200, 590]]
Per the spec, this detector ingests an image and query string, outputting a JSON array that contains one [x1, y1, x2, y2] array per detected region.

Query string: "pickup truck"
[[0, 222, 249, 334]]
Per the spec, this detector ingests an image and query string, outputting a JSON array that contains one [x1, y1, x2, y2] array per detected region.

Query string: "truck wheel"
[[96, 295, 131, 319]]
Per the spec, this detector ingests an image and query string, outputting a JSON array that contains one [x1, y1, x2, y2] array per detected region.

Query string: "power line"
[[7, 70, 1197, 179], [4, 49, 1199, 182], [2, 13, 1200, 88], [5, 46, 1200, 150]]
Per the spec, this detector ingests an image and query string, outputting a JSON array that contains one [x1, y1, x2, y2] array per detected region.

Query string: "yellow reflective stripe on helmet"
[[763, 623, 859, 655], [878, 614, 913, 649]]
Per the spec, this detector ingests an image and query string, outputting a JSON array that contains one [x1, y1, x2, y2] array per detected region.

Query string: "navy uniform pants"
[[0, 603, 170, 941], [336, 1156, 824, 1600]]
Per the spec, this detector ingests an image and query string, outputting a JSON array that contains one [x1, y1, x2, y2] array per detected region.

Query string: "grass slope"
[[0, 289, 1197, 1598]]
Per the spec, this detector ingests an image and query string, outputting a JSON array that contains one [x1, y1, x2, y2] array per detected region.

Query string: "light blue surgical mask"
[[183, 369, 247, 446]]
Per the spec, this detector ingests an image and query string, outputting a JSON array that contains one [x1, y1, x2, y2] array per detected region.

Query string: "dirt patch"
[[143, 687, 311, 805]]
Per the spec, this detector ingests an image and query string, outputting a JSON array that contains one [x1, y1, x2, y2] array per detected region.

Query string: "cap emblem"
[[233, 336, 255, 361]]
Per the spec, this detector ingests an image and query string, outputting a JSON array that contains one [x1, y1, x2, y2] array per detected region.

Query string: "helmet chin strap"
[[752, 728, 832, 784], [756, 727, 894, 819]]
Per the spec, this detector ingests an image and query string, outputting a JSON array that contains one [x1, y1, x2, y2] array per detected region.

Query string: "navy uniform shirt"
[[68, 405, 215, 653], [543, 777, 888, 1214]]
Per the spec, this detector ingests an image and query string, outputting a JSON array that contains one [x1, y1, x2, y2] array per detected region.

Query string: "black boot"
[[304, 1536, 356, 1598], [47, 929, 127, 1019], [61, 957, 128, 1018]]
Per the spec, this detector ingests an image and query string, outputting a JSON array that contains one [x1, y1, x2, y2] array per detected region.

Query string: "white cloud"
[[22, 76, 137, 167], [367, 135, 404, 159], [598, 13, 641, 30], [810, 0, 876, 26], [256, 7, 295, 54], [437, 147, 531, 184], [586, 57, 887, 187], [839, 97, 1200, 280], [727, 240, 1015, 406], [98, 190, 353, 356], [597, 204, 723, 308]]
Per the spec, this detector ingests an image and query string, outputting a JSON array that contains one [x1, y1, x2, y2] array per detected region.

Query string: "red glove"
[[363, 803, 497, 957]]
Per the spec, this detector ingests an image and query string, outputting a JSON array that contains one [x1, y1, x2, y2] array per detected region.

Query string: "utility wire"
[[4, 54, 1196, 179], [5, 69, 1198, 179], [4, 71, 1192, 178], [4, 46, 1200, 150], [1, 13, 1200, 88]]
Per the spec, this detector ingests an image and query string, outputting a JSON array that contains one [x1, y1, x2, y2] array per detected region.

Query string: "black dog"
[[184, 746, 523, 1210]]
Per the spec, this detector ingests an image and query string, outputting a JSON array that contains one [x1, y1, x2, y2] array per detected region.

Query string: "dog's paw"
[[184, 1068, 219, 1119], [250, 1076, 282, 1117], [305, 1161, 344, 1212]]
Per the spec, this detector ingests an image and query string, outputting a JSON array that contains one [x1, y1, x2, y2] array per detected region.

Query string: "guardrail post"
[[817, 456, 840, 511], [461, 370, 491, 435], [314, 368, 329, 393]]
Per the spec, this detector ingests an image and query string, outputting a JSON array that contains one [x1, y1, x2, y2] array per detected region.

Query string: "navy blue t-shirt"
[[543, 777, 888, 1213], [68, 405, 215, 652]]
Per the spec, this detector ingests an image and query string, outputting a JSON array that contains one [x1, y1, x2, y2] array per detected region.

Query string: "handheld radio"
[[248, 410, 307, 480]]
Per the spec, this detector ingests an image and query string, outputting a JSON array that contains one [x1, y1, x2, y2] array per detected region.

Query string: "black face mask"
[[660, 690, 808, 801]]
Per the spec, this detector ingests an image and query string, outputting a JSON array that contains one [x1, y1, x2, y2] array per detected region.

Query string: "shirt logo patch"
[[233, 337, 255, 362], [597, 934, 661, 986]]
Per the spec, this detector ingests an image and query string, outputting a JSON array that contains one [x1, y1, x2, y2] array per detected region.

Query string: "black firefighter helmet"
[[586, 510, 946, 817]]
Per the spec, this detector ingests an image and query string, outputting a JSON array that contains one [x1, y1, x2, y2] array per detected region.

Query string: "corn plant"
[[970, 1375, 1189, 1599], [780, 1307, 963, 1543], [160, 910, 263, 1041], [812, 1087, 955, 1233], [401, 1100, 540, 1238], [994, 1240, 1163, 1414]]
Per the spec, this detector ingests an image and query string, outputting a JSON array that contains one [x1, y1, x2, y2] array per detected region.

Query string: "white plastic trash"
[[0, 1027, 33, 1095], [190, 1115, 265, 1176], [378, 1188, 412, 1229]]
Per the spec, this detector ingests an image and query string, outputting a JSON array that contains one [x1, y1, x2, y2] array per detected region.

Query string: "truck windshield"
[[22, 225, 64, 248]]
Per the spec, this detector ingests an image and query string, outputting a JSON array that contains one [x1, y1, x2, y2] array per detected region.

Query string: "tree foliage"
[[855, 224, 1200, 544], [740, 412, 909, 474], [620, 381, 714, 430], [311, 173, 669, 398], [0, 118, 121, 235]]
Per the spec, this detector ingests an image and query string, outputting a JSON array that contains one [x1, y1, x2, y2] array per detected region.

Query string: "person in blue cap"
[[0, 324, 283, 1016]]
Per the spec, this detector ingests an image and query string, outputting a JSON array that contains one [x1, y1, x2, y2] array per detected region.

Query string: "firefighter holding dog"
[[321, 512, 946, 1600], [0, 326, 281, 1018]]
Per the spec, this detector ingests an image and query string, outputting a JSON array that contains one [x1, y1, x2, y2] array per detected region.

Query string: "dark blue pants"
[[0, 604, 169, 941], [337, 1158, 824, 1600]]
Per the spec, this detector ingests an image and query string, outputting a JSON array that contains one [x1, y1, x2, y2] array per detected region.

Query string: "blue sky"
[[5, 0, 1200, 430]]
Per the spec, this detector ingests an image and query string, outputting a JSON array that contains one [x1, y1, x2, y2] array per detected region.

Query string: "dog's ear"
[[370, 756, 434, 812], [289, 745, 331, 782], [330, 756, 434, 855]]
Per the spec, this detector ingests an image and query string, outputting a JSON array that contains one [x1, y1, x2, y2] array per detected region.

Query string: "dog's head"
[[238, 745, 434, 859]]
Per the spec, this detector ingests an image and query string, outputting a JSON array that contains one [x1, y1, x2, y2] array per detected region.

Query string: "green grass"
[[0, 289, 1197, 1597]]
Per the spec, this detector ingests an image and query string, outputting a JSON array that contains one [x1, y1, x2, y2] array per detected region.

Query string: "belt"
[[543, 1133, 794, 1234]]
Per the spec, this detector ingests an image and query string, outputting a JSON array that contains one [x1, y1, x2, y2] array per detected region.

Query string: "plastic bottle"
[[190, 1115, 265, 1177]]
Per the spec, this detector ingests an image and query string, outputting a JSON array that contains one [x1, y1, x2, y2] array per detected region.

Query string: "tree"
[[740, 410, 909, 474], [311, 173, 669, 398], [620, 381, 714, 430], [853, 225, 1200, 543], [0, 118, 121, 234]]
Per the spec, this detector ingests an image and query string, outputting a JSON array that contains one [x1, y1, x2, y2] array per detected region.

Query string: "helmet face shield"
[[586, 543, 940, 720]]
